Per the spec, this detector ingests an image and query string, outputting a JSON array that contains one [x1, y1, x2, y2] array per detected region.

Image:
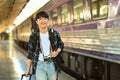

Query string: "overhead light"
[[9, 25, 14, 31], [6, 30, 10, 33], [14, 0, 50, 26], [6, 25, 15, 33]]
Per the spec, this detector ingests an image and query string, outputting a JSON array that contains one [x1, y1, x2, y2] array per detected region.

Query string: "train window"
[[73, 0, 83, 23], [91, 0, 108, 20], [48, 20, 52, 28], [61, 3, 69, 26], [52, 9, 58, 27], [48, 13, 53, 28]]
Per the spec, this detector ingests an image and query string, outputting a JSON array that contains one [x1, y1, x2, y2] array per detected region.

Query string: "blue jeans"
[[36, 60, 57, 80]]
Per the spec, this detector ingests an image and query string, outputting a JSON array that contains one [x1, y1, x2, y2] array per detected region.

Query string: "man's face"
[[36, 17, 49, 29]]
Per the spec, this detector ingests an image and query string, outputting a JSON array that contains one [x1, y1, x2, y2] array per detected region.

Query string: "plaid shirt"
[[27, 28, 64, 69]]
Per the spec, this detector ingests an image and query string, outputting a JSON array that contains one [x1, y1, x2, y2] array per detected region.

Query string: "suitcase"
[[21, 74, 32, 80]]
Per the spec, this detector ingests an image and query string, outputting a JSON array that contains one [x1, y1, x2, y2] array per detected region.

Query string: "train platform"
[[0, 40, 75, 80]]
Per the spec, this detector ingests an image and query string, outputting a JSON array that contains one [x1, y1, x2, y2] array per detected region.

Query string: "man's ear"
[[36, 20, 38, 24]]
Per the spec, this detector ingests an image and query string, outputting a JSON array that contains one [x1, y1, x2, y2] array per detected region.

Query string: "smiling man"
[[25, 11, 64, 80]]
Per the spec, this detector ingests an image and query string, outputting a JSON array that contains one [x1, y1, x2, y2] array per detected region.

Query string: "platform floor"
[[0, 40, 75, 80]]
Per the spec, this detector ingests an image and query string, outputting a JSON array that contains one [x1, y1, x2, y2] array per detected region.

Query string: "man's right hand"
[[25, 59, 32, 77], [25, 71, 30, 77]]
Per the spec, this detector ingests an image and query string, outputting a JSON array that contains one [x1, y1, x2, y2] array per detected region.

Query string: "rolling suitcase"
[[21, 74, 32, 80]]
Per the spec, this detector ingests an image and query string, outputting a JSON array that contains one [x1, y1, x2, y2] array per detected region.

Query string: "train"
[[13, 0, 120, 80]]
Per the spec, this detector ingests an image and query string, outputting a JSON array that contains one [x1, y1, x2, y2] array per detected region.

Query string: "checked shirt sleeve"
[[27, 33, 37, 60], [56, 31, 64, 52]]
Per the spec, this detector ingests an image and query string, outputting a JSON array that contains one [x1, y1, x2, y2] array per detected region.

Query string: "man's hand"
[[51, 51, 59, 57], [51, 48, 61, 57], [25, 71, 30, 77]]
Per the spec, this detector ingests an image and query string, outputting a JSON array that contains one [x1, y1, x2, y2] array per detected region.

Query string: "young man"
[[25, 11, 64, 80]]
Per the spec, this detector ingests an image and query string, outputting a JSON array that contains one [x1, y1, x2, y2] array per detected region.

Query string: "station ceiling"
[[0, 0, 28, 33]]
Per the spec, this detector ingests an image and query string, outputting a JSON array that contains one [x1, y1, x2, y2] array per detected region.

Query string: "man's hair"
[[35, 11, 49, 20]]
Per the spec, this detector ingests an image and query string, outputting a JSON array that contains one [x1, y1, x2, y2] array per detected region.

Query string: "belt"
[[44, 57, 53, 62]]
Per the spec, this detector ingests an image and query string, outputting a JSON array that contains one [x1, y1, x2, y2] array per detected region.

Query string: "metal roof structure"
[[0, 0, 28, 33]]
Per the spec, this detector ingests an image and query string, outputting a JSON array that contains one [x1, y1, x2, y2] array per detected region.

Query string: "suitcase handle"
[[21, 74, 32, 80]]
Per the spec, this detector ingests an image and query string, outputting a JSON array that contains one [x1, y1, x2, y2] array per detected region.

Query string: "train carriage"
[[13, 0, 120, 80]]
